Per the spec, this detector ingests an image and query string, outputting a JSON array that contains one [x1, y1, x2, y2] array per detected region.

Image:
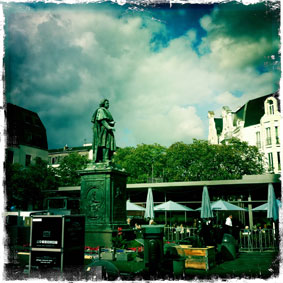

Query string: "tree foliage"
[[5, 139, 265, 210], [114, 143, 167, 183], [166, 139, 264, 181], [114, 139, 265, 183], [5, 153, 89, 210], [5, 157, 59, 210], [54, 152, 89, 186]]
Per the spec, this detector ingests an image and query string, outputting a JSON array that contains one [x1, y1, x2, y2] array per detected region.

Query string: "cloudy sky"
[[3, 1, 280, 149]]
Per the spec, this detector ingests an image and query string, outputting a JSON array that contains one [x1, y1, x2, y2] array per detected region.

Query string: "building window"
[[266, 127, 271, 145], [275, 126, 280, 144], [268, 100, 274, 115], [51, 157, 59, 164], [277, 152, 281, 171], [268, 152, 274, 171], [256, 131, 261, 148], [7, 150, 14, 164], [25, 154, 31, 166], [24, 132, 33, 143]]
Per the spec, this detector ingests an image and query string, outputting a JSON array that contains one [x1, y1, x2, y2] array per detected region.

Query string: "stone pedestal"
[[79, 163, 128, 247]]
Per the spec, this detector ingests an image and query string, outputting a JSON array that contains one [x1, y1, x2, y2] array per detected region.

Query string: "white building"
[[208, 93, 281, 173], [48, 144, 93, 168]]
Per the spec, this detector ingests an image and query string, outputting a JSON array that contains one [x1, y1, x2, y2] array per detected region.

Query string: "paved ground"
[[100, 251, 281, 280], [4, 251, 281, 281], [184, 251, 280, 280]]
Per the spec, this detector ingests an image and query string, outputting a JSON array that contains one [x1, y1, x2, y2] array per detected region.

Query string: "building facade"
[[48, 144, 93, 167], [6, 103, 48, 166], [208, 93, 281, 173]]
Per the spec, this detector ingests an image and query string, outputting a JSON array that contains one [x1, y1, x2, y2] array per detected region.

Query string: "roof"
[[126, 174, 281, 190], [6, 103, 48, 150], [235, 93, 278, 127], [215, 92, 279, 131], [48, 145, 92, 154], [48, 145, 120, 154], [58, 174, 281, 192]]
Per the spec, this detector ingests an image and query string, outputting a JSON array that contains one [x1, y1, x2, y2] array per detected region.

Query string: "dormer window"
[[264, 97, 278, 115], [268, 100, 274, 115]]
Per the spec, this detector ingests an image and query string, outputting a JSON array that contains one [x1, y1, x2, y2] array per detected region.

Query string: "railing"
[[239, 229, 277, 252], [164, 227, 198, 242], [164, 227, 278, 252]]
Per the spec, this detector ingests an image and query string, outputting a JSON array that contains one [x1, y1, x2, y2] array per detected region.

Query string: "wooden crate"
[[184, 246, 215, 271], [175, 245, 192, 257]]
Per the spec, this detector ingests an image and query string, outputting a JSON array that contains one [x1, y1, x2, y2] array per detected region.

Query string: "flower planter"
[[100, 251, 115, 261], [116, 251, 135, 261]]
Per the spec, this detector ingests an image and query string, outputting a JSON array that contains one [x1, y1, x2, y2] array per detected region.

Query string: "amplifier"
[[29, 215, 85, 275]]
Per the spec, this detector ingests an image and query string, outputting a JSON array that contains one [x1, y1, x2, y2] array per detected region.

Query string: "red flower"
[[117, 227, 123, 235]]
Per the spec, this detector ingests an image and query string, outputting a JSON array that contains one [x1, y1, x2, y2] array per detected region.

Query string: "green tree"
[[165, 142, 192, 181], [6, 162, 26, 210], [5, 157, 59, 210], [115, 139, 265, 183], [55, 152, 89, 186], [166, 139, 265, 181], [114, 143, 167, 183]]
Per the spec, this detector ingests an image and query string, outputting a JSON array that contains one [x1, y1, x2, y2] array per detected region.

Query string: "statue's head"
[[99, 99, 109, 108]]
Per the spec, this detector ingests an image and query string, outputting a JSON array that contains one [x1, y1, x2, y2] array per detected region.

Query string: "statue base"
[[79, 162, 128, 248]]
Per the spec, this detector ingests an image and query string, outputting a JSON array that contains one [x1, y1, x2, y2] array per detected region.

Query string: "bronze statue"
[[91, 99, 116, 163]]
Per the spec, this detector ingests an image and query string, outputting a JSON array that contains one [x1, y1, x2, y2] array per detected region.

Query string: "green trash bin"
[[173, 258, 185, 277], [221, 233, 236, 260], [141, 225, 164, 275]]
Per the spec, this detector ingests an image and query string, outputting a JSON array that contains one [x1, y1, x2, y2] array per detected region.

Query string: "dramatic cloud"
[[4, 2, 280, 149]]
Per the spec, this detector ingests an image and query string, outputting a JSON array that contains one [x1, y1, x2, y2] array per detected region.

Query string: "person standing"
[[225, 215, 233, 234], [91, 99, 116, 163]]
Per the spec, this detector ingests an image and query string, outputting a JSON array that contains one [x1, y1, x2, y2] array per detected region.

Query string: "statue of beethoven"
[[91, 99, 116, 163]]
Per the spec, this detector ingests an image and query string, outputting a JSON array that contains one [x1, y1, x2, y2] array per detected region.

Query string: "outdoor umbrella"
[[196, 199, 246, 223], [126, 200, 145, 211], [200, 186, 214, 219], [144, 188, 154, 220], [210, 200, 247, 211], [196, 200, 247, 211], [154, 200, 194, 224], [267, 184, 279, 221], [253, 199, 281, 211], [154, 200, 194, 211]]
